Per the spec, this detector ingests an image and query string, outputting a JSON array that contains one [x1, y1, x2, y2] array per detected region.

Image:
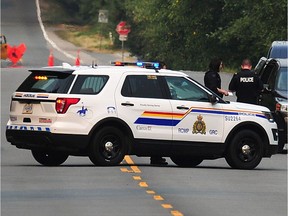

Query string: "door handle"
[[177, 106, 189, 110], [121, 102, 134, 107]]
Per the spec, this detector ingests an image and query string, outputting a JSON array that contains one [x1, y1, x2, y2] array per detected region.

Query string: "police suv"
[[6, 62, 279, 169]]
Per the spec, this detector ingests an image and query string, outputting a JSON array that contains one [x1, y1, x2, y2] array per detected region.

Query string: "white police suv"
[[6, 62, 279, 169]]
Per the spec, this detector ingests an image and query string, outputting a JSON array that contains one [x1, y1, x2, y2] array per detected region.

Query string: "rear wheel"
[[31, 150, 68, 166], [225, 130, 263, 169], [170, 156, 203, 167], [89, 127, 128, 166]]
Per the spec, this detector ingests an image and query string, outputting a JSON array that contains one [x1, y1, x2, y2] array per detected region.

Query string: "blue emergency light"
[[111, 61, 160, 69]]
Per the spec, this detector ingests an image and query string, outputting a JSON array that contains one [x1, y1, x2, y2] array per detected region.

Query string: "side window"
[[263, 62, 278, 89], [121, 75, 163, 98], [260, 62, 278, 84], [267, 69, 277, 89], [165, 76, 209, 102], [70, 75, 109, 94]]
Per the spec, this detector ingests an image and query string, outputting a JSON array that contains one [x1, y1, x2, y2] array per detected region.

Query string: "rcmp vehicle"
[[6, 62, 279, 169]]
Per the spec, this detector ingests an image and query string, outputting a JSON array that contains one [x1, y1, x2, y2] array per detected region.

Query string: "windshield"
[[275, 67, 287, 91], [268, 46, 288, 59]]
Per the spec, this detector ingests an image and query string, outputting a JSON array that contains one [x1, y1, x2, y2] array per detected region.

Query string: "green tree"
[[211, 0, 287, 68], [125, 0, 225, 70], [54, 0, 287, 70]]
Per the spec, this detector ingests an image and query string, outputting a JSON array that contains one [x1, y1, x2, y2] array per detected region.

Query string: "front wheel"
[[31, 150, 68, 166], [170, 156, 203, 167], [89, 127, 128, 166], [225, 130, 263, 169]]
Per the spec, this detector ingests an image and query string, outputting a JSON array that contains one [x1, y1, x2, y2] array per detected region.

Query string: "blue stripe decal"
[[135, 118, 180, 126], [6, 125, 51, 132], [256, 114, 266, 119], [191, 109, 239, 115], [134, 108, 266, 126]]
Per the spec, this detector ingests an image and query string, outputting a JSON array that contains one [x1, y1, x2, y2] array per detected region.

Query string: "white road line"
[[35, 0, 75, 60]]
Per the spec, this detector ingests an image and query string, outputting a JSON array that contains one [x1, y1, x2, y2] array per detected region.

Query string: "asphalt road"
[[1, 1, 287, 216]]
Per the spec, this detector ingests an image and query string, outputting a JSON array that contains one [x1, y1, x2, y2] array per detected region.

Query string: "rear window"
[[16, 72, 74, 93], [70, 75, 109, 94]]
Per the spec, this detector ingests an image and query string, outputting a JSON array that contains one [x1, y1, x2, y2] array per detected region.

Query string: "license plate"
[[22, 104, 33, 114]]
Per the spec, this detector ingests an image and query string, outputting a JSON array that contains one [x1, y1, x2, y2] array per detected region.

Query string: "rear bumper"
[[6, 128, 90, 154]]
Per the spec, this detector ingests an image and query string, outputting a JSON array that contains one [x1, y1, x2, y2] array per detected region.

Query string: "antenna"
[[91, 61, 97, 68]]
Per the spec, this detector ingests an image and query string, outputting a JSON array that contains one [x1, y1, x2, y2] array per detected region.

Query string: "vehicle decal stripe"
[[135, 107, 266, 126], [142, 111, 174, 118], [190, 109, 239, 115], [15, 93, 23, 97], [190, 107, 265, 118], [190, 106, 264, 115], [37, 94, 49, 98], [12, 98, 55, 103], [142, 111, 184, 119], [6, 125, 51, 132], [256, 114, 266, 119], [134, 118, 180, 126]]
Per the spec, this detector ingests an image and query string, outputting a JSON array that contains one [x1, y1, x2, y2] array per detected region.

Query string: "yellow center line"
[[162, 204, 173, 209], [121, 155, 184, 216], [133, 176, 142, 180], [171, 210, 184, 216], [124, 155, 141, 173], [146, 190, 156, 194], [139, 182, 149, 187], [154, 195, 164, 201]]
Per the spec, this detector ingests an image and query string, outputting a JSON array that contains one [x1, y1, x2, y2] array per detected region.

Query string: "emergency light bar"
[[111, 61, 160, 69]]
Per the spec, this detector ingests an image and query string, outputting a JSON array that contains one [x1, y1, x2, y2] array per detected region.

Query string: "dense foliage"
[[56, 0, 287, 70]]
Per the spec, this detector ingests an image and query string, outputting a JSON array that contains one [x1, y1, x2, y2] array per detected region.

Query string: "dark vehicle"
[[255, 57, 288, 152], [267, 41, 288, 59]]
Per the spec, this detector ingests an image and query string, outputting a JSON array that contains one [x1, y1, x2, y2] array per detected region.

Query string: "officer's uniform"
[[204, 70, 223, 98], [229, 69, 263, 104]]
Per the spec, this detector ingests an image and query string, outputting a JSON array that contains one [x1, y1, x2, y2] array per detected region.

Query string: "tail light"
[[276, 103, 281, 111], [55, 98, 80, 114]]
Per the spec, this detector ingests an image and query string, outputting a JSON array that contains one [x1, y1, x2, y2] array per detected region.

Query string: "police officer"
[[204, 57, 228, 98], [229, 59, 263, 104]]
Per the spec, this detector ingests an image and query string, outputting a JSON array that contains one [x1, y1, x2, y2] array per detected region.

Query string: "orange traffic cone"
[[48, 50, 54, 66], [75, 50, 80, 66]]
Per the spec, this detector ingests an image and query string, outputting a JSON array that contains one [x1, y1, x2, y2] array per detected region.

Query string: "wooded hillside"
[[48, 0, 287, 70]]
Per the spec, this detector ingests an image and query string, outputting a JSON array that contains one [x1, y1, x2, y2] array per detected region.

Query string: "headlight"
[[263, 111, 275, 122]]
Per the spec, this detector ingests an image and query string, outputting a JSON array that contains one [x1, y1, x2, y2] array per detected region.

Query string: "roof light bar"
[[111, 61, 160, 69]]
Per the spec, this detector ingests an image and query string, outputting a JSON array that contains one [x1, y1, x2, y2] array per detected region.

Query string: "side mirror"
[[208, 94, 219, 104]]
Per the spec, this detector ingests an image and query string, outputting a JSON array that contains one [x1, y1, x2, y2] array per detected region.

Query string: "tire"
[[170, 156, 203, 167], [31, 150, 68, 166], [89, 127, 128, 166], [225, 130, 263, 169]]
